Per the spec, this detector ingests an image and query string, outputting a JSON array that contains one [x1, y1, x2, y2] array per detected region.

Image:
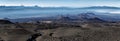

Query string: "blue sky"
[[0, 0, 120, 7]]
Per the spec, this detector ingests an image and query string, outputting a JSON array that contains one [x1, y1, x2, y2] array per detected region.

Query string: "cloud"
[[0, 0, 120, 7]]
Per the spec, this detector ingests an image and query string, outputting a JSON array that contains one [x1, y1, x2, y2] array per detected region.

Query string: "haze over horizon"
[[0, 0, 120, 7]]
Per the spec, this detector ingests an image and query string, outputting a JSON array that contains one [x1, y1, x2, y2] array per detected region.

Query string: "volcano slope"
[[0, 20, 120, 41]]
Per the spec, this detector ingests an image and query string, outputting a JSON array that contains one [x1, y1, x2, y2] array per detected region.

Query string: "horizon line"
[[0, 5, 120, 8]]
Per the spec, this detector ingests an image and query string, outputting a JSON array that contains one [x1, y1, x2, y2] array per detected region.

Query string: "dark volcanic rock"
[[0, 19, 13, 24], [57, 16, 72, 21]]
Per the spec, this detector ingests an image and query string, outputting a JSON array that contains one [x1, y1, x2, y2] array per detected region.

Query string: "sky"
[[0, 0, 120, 7]]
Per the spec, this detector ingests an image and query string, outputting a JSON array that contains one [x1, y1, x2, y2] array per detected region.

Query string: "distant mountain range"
[[79, 6, 120, 9], [8, 12, 116, 23], [0, 6, 120, 22], [0, 6, 120, 9]]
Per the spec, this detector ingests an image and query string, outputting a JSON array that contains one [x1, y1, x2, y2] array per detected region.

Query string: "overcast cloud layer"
[[0, 0, 120, 7]]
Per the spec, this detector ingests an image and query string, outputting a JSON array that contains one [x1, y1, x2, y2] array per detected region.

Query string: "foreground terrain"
[[0, 19, 120, 41]]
